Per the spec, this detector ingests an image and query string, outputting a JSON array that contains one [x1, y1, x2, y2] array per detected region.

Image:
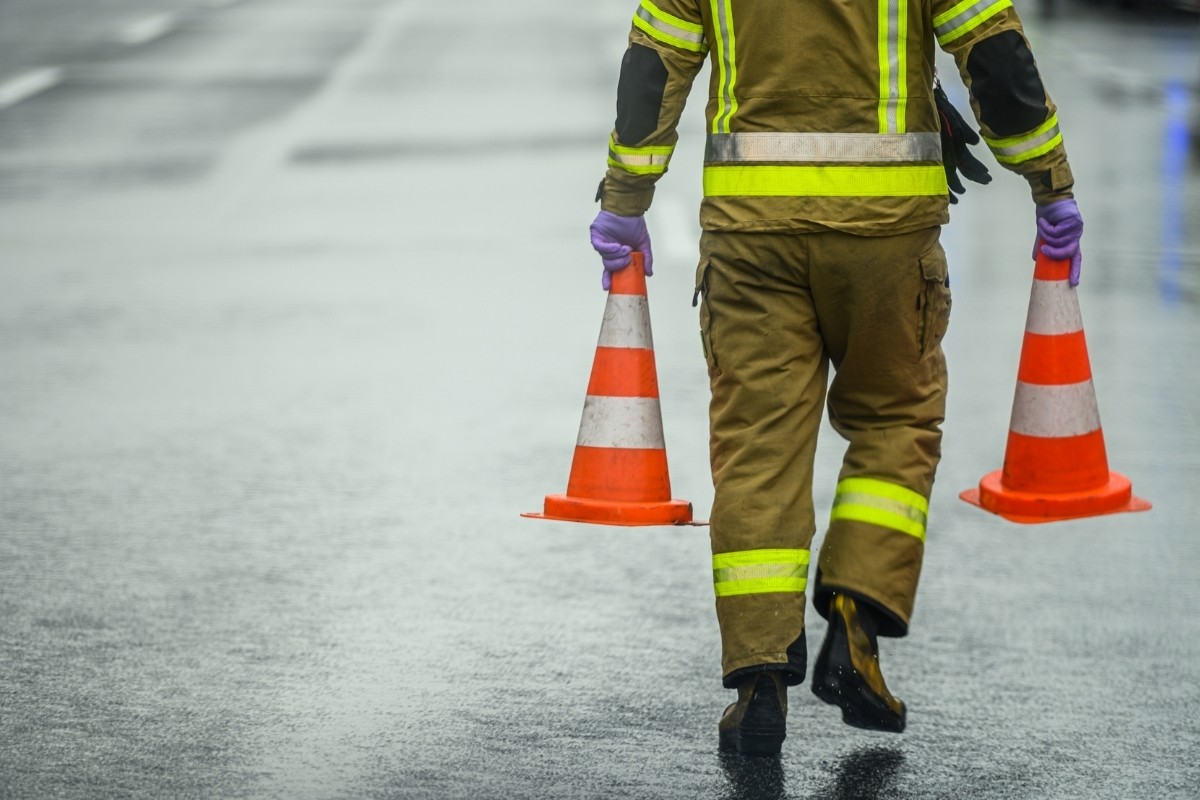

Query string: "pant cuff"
[[722, 639, 807, 689], [813, 580, 910, 638]]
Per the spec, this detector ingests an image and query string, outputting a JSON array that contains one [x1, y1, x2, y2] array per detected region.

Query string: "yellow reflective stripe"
[[710, 0, 738, 134], [712, 548, 809, 597], [985, 114, 1063, 164], [838, 478, 929, 511], [633, 0, 707, 52], [609, 138, 675, 158], [703, 165, 948, 197], [897, 0, 908, 134], [877, 0, 889, 133], [832, 504, 926, 540], [608, 135, 675, 175], [877, 0, 908, 134], [831, 478, 928, 542], [608, 158, 669, 175], [934, 0, 1012, 46]]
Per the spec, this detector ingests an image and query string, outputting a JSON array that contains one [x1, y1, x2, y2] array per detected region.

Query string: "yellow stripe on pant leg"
[[832, 478, 928, 541], [713, 548, 809, 597]]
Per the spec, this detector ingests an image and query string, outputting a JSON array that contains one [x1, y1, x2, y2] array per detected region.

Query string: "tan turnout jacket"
[[599, 0, 1076, 235]]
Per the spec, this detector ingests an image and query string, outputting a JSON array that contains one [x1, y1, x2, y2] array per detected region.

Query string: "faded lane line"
[[208, 0, 420, 218], [116, 13, 178, 45], [0, 67, 64, 109]]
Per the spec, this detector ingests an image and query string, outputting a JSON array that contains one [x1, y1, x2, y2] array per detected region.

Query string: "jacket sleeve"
[[597, 0, 707, 217], [933, 0, 1074, 204]]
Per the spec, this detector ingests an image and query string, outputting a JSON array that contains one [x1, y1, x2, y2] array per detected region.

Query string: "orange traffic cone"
[[960, 246, 1151, 523], [524, 252, 694, 526]]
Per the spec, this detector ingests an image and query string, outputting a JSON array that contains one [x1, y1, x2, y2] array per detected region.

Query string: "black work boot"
[[812, 594, 906, 733], [718, 671, 787, 756]]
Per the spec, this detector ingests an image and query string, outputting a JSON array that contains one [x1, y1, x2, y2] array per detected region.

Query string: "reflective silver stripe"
[[597, 295, 653, 350], [883, 0, 904, 134], [634, 4, 706, 50], [706, 132, 940, 163], [712, 563, 807, 584], [711, 549, 809, 597], [934, 0, 1012, 45], [576, 396, 665, 449], [608, 147, 670, 169], [987, 120, 1062, 162], [833, 492, 928, 527], [1025, 279, 1083, 337], [1010, 380, 1102, 438], [608, 134, 674, 175], [830, 477, 928, 540]]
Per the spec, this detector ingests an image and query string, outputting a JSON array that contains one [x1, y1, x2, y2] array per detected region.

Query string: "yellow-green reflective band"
[[985, 115, 1063, 164], [934, 0, 1013, 46], [877, 0, 907, 134], [710, 0, 738, 134], [703, 165, 948, 197], [712, 549, 809, 597], [897, 0, 908, 134], [608, 135, 675, 175], [877, 0, 889, 133], [633, 0, 707, 53], [831, 478, 928, 541]]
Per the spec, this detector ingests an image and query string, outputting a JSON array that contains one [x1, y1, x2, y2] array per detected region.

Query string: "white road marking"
[[116, 13, 178, 45], [0, 67, 64, 109]]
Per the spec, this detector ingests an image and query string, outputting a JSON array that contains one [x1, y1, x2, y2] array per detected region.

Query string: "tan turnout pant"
[[695, 227, 950, 687]]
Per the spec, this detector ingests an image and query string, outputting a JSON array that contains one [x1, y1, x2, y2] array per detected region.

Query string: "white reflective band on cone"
[[1025, 279, 1084, 336], [597, 295, 653, 350], [1010, 380, 1102, 438], [576, 396, 666, 449]]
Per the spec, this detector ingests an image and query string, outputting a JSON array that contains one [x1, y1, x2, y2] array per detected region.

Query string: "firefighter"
[[589, 0, 1084, 755]]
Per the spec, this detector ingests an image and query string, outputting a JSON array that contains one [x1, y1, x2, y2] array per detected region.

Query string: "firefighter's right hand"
[[589, 211, 653, 291]]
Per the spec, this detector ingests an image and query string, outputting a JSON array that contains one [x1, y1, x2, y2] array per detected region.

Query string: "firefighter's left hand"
[[1035, 199, 1084, 286], [934, 82, 991, 204], [589, 211, 653, 291]]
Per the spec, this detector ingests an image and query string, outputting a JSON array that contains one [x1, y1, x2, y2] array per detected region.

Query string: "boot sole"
[[812, 663, 906, 734], [719, 726, 785, 756]]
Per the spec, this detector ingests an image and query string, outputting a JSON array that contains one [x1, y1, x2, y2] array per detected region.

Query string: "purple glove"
[[589, 210, 653, 291], [1035, 199, 1083, 286]]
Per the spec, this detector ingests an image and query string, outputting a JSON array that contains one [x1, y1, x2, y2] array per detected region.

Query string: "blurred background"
[[1, 1, 1197, 798]]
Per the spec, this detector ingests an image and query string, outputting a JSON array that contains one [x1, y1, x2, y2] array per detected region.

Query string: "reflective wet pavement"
[[1, 1, 1198, 797]]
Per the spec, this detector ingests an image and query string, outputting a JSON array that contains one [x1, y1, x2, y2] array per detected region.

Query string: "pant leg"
[[697, 230, 828, 687], [808, 227, 950, 638]]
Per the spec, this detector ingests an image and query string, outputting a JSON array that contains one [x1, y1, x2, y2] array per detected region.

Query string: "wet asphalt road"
[[1, 1, 1198, 798]]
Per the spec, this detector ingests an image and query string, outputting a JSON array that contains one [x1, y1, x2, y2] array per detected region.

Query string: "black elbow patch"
[[966, 30, 1050, 136], [615, 44, 668, 145]]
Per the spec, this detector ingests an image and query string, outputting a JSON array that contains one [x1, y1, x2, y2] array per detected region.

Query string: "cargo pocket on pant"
[[917, 244, 952, 359], [693, 258, 721, 377]]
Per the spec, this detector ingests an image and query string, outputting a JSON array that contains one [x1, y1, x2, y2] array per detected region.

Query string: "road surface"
[[1, 1, 1198, 797]]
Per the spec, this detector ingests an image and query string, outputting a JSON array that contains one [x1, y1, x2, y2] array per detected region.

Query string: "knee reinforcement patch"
[[966, 30, 1049, 136], [616, 44, 668, 144]]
